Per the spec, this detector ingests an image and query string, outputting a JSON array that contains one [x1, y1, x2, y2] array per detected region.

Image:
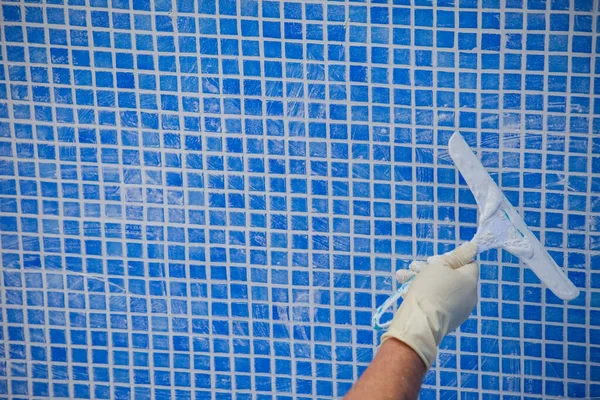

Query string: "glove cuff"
[[380, 296, 438, 369]]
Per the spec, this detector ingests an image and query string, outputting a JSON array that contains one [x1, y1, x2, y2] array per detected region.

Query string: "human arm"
[[344, 242, 479, 400], [343, 338, 426, 400]]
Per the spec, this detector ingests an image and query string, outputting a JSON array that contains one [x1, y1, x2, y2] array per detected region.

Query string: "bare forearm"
[[343, 338, 427, 400]]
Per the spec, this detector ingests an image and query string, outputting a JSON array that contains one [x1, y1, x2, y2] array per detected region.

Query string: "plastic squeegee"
[[448, 132, 579, 301], [372, 132, 578, 331]]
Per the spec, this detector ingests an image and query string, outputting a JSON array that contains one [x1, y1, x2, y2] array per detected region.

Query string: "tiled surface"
[[0, 0, 599, 398]]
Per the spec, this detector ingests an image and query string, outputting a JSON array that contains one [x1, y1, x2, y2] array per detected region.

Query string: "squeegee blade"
[[447, 133, 498, 212], [502, 203, 579, 300]]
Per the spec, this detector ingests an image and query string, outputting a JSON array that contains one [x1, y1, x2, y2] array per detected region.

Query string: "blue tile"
[[0, 0, 597, 398]]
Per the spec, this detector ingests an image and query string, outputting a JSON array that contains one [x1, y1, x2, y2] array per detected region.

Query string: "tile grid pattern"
[[0, 0, 599, 399]]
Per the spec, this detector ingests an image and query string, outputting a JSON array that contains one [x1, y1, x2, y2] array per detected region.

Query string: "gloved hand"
[[381, 242, 479, 369]]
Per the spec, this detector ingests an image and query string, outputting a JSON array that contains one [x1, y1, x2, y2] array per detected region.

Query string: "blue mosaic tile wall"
[[0, 0, 599, 398]]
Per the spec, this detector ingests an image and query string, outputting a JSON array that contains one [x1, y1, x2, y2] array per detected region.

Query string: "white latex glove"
[[381, 242, 479, 369]]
